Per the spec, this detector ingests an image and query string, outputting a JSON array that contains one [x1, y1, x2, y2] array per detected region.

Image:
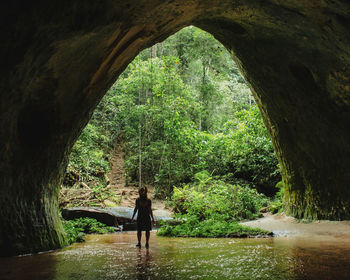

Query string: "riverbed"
[[1, 229, 350, 280]]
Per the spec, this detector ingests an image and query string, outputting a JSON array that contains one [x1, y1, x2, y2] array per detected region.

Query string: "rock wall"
[[1, 0, 350, 255]]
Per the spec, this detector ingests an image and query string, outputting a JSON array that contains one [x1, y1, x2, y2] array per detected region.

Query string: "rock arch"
[[1, 1, 350, 256]]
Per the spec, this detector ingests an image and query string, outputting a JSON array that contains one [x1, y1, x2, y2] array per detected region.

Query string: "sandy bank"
[[241, 213, 350, 239]]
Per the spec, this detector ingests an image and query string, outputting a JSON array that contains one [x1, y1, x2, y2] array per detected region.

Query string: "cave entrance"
[[2, 1, 350, 257], [60, 27, 281, 234]]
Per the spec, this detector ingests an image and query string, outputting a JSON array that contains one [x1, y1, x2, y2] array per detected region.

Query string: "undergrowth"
[[157, 219, 271, 238], [157, 172, 272, 238], [62, 217, 115, 244]]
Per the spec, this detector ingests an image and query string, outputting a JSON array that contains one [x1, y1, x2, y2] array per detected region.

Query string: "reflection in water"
[[0, 252, 57, 280], [136, 249, 152, 279], [1, 232, 350, 279], [286, 238, 350, 280]]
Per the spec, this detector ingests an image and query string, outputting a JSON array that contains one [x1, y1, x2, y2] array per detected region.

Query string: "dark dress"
[[136, 198, 152, 231]]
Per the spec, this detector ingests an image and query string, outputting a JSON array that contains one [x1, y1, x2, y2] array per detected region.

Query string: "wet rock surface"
[[62, 207, 173, 230]]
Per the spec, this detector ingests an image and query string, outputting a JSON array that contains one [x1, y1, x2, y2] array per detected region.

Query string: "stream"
[[1, 231, 350, 279]]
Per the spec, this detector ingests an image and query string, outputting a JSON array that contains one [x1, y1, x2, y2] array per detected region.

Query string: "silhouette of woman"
[[131, 187, 155, 248]]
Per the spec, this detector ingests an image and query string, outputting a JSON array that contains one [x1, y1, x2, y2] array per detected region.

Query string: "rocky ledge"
[[62, 207, 173, 230]]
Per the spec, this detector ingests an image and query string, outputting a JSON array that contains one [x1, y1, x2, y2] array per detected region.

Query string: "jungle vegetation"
[[63, 26, 283, 237]]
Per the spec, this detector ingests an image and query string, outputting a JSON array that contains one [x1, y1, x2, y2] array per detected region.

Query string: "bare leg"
[[137, 230, 141, 247], [145, 231, 150, 248]]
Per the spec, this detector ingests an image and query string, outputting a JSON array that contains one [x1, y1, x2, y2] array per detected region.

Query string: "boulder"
[[62, 206, 173, 230], [61, 207, 119, 227]]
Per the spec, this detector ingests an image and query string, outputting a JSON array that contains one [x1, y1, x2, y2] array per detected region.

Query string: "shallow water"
[[1, 232, 350, 280]]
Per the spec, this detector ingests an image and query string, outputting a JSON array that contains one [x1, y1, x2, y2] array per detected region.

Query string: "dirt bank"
[[107, 144, 171, 214]]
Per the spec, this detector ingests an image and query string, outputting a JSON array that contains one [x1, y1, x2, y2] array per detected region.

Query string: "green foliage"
[[172, 174, 268, 221], [62, 218, 115, 244], [216, 107, 281, 192], [268, 181, 285, 214], [92, 183, 111, 202], [64, 68, 126, 187], [65, 26, 281, 204], [62, 219, 86, 244], [158, 174, 271, 237], [109, 56, 279, 191], [157, 219, 271, 238], [68, 124, 111, 183]]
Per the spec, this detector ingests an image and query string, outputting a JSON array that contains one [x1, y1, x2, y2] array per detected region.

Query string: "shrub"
[[62, 217, 115, 244], [157, 219, 271, 237], [158, 173, 271, 237], [268, 181, 284, 214], [172, 174, 267, 221]]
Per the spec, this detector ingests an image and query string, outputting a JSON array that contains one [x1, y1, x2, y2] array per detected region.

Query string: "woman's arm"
[[149, 200, 155, 223], [131, 199, 138, 222]]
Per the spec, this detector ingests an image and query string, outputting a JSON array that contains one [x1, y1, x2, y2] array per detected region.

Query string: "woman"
[[131, 187, 155, 248]]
